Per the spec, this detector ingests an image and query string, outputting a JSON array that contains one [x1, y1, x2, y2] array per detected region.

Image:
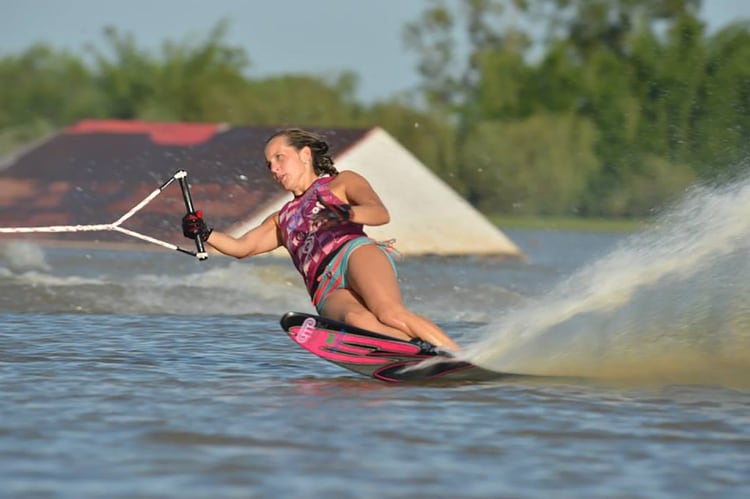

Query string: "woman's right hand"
[[182, 210, 213, 242]]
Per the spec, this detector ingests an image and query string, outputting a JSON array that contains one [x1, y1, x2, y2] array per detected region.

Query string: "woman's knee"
[[341, 308, 380, 330], [372, 307, 411, 331]]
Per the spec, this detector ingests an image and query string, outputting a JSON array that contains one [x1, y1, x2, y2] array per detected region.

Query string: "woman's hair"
[[266, 128, 338, 176]]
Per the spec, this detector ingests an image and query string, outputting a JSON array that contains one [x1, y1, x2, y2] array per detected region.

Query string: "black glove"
[[182, 210, 213, 242], [313, 193, 352, 230]]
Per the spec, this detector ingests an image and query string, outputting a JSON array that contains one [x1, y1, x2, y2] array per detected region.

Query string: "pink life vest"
[[277, 176, 366, 294]]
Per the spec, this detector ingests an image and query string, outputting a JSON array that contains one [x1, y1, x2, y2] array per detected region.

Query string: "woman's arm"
[[331, 171, 390, 227], [206, 212, 282, 258]]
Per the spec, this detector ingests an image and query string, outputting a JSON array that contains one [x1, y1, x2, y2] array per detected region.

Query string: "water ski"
[[280, 312, 511, 383]]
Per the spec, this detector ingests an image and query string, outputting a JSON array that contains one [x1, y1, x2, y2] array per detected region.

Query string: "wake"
[[466, 173, 750, 387], [0, 242, 312, 315]]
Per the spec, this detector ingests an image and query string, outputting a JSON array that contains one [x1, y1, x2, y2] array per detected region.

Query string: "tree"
[[693, 22, 750, 175], [87, 21, 251, 121], [86, 27, 160, 119], [145, 21, 251, 122], [460, 113, 599, 215], [526, 0, 702, 58], [0, 44, 101, 128], [228, 73, 362, 127], [403, 0, 522, 115]]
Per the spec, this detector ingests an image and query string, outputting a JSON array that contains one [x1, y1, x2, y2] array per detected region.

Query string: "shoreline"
[[491, 215, 646, 233]]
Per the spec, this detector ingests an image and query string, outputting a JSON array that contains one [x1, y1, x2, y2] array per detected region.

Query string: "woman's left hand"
[[313, 193, 352, 230]]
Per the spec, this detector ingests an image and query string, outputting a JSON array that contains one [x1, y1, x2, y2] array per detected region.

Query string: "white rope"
[[0, 223, 112, 233], [0, 170, 205, 259], [112, 186, 165, 226]]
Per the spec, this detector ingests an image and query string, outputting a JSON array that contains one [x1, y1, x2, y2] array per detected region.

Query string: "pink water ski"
[[281, 312, 512, 383]]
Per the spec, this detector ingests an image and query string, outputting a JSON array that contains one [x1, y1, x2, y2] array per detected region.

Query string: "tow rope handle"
[[175, 170, 208, 261]]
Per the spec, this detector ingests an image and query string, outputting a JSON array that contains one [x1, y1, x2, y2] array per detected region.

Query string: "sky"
[[2, 0, 750, 104]]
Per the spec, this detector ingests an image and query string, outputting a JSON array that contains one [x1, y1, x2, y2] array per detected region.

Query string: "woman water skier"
[[181, 128, 460, 351]]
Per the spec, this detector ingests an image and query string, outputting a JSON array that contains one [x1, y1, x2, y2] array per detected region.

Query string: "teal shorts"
[[311, 237, 399, 313]]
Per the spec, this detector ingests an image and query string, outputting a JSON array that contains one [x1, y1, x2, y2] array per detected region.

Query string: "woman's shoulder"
[[330, 170, 369, 186]]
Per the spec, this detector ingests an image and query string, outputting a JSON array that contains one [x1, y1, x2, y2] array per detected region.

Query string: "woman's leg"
[[321, 290, 413, 341], [339, 244, 460, 350]]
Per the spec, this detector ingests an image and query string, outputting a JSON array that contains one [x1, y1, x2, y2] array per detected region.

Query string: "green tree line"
[[1, 1, 749, 219]]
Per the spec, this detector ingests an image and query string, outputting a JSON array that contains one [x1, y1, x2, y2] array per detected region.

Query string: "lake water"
[[1, 178, 749, 498]]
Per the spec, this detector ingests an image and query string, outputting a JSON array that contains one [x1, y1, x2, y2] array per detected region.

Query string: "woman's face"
[[264, 136, 313, 194]]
